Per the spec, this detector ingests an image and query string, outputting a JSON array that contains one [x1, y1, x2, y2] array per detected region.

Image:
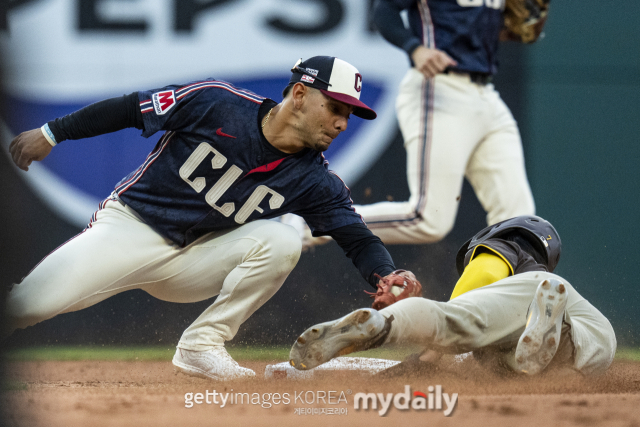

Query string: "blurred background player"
[[334, 0, 537, 245], [290, 216, 617, 377]]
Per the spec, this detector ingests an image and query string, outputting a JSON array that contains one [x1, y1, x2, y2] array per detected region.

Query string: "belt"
[[111, 193, 148, 224], [112, 192, 126, 206], [444, 69, 493, 85]]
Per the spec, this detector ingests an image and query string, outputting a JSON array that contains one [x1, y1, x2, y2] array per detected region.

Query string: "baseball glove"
[[366, 270, 423, 310], [503, 0, 550, 43]]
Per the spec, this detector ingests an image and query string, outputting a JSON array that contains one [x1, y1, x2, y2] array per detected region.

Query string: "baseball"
[[391, 283, 406, 297]]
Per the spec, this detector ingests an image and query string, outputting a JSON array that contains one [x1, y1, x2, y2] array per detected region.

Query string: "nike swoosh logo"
[[216, 128, 236, 139]]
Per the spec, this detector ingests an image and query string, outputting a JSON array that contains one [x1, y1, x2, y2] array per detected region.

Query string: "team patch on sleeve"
[[151, 90, 176, 115]]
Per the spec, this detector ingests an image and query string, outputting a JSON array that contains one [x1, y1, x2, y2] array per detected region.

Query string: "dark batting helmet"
[[455, 215, 562, 275]]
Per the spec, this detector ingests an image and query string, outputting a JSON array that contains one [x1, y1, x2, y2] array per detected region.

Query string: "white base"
[[264, 357, 401, 380]]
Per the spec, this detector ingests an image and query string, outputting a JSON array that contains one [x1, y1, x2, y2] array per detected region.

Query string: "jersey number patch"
[[179, 142, 285, 224]]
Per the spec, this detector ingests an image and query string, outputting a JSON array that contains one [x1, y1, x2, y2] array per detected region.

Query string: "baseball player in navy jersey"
[[5, 56, 414, 381], [290, 216, 617, 377], [294, 0, 536, 247]]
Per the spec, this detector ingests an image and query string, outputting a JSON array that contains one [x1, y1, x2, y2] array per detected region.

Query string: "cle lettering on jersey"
[[178, 142, 285, 224]]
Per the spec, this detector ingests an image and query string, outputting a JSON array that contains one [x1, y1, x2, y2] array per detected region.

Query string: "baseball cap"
[[288, 56, 377, 120]]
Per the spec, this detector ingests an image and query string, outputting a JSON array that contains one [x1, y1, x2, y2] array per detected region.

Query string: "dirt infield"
[[3, 358, 640, 427]]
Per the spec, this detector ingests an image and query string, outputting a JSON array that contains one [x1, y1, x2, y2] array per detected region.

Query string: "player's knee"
[[414, 215, 455, 243], [488, 195, 535, 226], [259, 222, 302, 269], [5, 296, 53, 332], [426, 227, 451, 243], [576, 333, 617, 377], [596, 324, 617, 373], [442, 310, 489, 348], [602, 335, 617, 366], [274, 223, 302, 265]]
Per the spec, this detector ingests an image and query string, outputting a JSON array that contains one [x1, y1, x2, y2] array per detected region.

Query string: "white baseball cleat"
[[172, 347, 256, 380], [289, 308, 393, 371], [515, 278, 568, 375]]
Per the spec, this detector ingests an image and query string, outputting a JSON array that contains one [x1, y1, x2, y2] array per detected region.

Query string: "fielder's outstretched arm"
[[9, 93, 143, 171], [328, 222, 396, 288]]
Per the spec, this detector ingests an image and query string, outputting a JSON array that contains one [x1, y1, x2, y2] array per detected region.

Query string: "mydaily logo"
[[354, 385, 458, 417]]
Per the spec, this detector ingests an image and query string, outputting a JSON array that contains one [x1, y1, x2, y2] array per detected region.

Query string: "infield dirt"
[[3, 358, 640, 427]]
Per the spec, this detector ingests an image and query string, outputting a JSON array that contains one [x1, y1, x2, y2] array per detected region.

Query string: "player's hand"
[[411, 46, 458, 79], [9, 129, 53, 171], [367, 270, 423, 310]]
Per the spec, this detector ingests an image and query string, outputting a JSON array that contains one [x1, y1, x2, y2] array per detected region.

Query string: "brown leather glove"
[[367, 270, 423, 310], [503, 0, 550, 43]]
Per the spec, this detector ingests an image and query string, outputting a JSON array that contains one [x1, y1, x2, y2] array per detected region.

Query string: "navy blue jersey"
[[115, 79, 364, 247], [374, 0, 504, 74]]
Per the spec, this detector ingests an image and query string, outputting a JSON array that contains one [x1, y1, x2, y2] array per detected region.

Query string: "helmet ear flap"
[[545, 224, 562, 272], [455, 238, 473, 276]]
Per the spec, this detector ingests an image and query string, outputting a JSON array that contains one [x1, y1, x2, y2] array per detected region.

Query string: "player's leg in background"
[[4, 198, 179, 338], [355, 71, 485, 244], [465, 86, 535, 226], [141, 219, 301, 351]]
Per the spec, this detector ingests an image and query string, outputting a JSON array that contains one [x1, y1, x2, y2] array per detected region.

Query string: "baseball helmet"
[[455, 215, 562, 275]]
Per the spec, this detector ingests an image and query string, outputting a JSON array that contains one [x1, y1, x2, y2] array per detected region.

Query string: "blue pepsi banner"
[[1, 0, 407, 226]]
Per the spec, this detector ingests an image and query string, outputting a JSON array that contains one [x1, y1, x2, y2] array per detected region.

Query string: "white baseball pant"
[[355, 69, 536, 244], [5, 197, 301, 350], [380, 271, 616, 376]]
